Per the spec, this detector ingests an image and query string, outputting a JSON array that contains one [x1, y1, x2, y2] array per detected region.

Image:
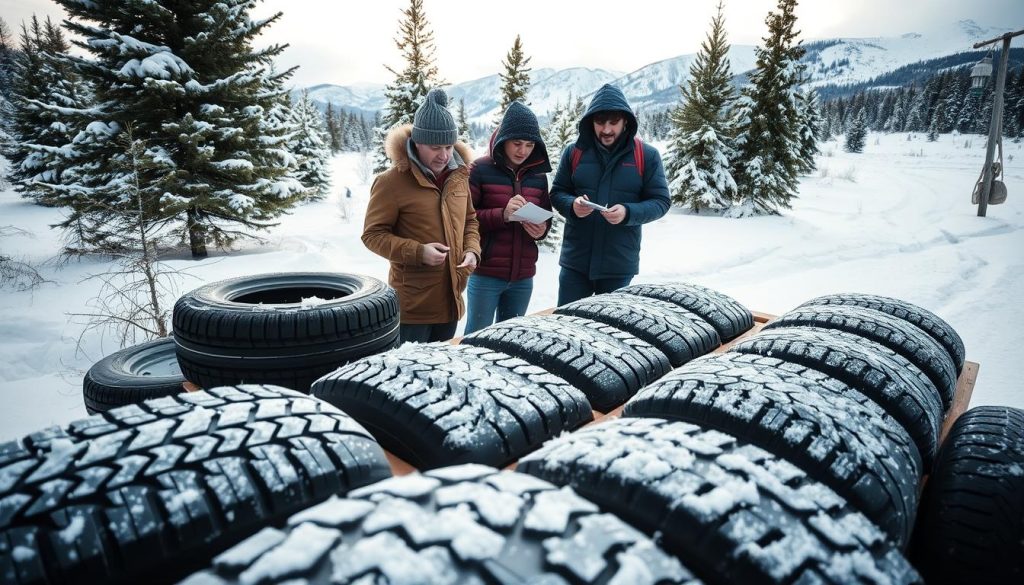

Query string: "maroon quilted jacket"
[[469, 127, 552, 281]]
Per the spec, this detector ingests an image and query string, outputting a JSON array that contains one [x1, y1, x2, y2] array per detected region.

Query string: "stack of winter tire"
[[81, 273, 400, 413], [5, 279, 1020, 583]]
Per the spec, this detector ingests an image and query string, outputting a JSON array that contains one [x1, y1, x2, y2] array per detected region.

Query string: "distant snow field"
[[1, 131, 1021, 440]]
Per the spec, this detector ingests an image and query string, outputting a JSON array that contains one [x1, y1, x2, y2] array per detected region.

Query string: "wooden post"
[[974, 29, 1024, 217]]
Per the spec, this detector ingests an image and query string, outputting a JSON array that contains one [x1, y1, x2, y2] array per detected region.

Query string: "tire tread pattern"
[[624, 352, 922, 547], [518, 418, 922, 585], [912, 406, 1024, 585], [0, 385, 391, 585], [800, 293, 965, 374], [462, 314, 671, 412], [181, 464, 701, 585], [616, 282, 754, 341], [555, 293, 721, 367], [312, 343, 594, 470], [766, 305, 957, 410], [730, 326, 943, 468]]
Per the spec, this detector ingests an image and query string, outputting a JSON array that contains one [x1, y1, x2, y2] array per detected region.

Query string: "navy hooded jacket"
[[550, 84, 670, 280]]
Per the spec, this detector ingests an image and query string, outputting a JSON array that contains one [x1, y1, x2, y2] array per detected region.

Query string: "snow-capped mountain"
[[304, 83, 386, 118], [617, 45, 759, 112], [445, 67, 622, 123], [305, 20, 1016, 119], [801, 20, 1012, 90]]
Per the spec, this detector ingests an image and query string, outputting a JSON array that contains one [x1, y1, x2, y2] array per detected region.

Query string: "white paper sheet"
[[509, 202, 554, 223]]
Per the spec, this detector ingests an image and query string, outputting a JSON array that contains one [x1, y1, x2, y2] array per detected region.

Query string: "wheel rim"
[[123, 341, 182, 378], [211, 274, 367, 308]]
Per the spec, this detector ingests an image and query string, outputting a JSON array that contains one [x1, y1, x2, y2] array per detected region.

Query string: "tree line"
[[820, 59, 1024, 143], [373, 0, 820, 217]]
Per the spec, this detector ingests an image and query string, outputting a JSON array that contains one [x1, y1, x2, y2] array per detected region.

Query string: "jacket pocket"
[[403, 268, 442, 291]]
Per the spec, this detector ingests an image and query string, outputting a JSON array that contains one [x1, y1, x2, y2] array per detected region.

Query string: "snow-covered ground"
[[1, 132, 1021, 441]]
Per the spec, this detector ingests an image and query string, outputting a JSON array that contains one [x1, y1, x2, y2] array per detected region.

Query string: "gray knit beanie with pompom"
[[412, 88, 458, 145]]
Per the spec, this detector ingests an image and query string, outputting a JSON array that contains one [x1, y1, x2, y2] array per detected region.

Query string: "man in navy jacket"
[[550, 84, 670, 306]]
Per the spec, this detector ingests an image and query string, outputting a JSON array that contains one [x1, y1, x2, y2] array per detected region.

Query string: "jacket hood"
[[384, 124, 473, 173], [577, 84, 638, 148], [488, 102, 551, 174]]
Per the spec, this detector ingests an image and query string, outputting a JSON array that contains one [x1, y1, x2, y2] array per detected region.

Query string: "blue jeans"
[[464, 274, 534, 334], [557, 267, 633, 306]]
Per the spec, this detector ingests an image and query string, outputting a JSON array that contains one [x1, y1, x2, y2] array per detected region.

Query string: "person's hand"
[[502, 195, 527, 222], [572, 195, 594, 218], [601, 204, 627, 225], [421, 242, 449, 266], [456, 251, 478, 270], [522, 221, 546, 239]]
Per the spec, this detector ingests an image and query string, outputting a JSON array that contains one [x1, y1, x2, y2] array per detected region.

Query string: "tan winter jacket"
[[362, 125, 481, 324]]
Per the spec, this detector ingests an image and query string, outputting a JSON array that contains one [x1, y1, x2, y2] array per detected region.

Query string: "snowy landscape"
[[1, 130, 1021, 441]]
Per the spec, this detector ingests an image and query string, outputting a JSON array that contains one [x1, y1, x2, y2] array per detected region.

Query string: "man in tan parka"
[[362, 88, 481, 343]]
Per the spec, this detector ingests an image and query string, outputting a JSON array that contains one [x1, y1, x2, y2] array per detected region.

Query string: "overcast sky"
[[3, 0, 1022, 87]]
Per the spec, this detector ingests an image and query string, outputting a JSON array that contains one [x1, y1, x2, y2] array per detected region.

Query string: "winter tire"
[[765, 304, 958, 410], [615, 282, 753, 341], [912, 406, 1024, 585], [180, 464, 700, 585], [799, 293, 965, 374], [0, 385, 391, 585], [730, 326, 944, 469], [82, 337, 188, 414], [173, 272, 399, 393], [311, 343, 593, 470], [624, 352, 922, 547], [461, 314, 671, 412], [518, 417, 922, 585], [554, 292, 721, 367]]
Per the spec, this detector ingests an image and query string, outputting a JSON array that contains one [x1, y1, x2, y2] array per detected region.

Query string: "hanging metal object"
[[970, 55, 994, 97]]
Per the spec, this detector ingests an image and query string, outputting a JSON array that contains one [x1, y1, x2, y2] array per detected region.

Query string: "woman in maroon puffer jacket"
[[464, 101, 552, 334]]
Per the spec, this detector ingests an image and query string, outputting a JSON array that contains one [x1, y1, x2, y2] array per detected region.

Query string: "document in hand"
[[509, 202, 554, 223], [579, 199, 610, 212]]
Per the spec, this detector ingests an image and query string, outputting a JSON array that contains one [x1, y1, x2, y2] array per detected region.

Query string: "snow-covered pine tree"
[[343, 111, 364, 152], [0, 17, 15, 139], [540, 95, 585, 251], [456, 97, 472, 145], [939, 75, 963, 133], [975, 80, 995, 135], [999, 68, 1018, 138], [47, 0, 304, 258], [324, 102, 341, 152], [794, 88, 822, 173], [1007, 67, 1024, 139], [372, 0, 442, 173], [926, 114, 939, 141], [845, 111, 867, 153], [664, 1, 736, 212], [494, 35, 532, 128], [732, 0, 806, 215], [288, 91, 332, 201], [4, 17, 92, 206]]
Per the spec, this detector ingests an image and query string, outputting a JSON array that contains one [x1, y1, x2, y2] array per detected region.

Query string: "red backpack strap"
[[570, 146, 583, 175], [633, 137, 645, 177]]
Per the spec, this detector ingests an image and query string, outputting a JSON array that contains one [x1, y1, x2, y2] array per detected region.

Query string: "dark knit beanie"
[[495, 101, 543, 145], [412, 88, 458, 145]]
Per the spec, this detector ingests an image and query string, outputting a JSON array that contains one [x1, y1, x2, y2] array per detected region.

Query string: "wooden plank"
[[716, 313, 775, 353], [938, 360, 979, 446], [384, 450, 417, 476]]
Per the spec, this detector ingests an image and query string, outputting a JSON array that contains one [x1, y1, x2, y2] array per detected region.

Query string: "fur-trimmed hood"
[[384, 124, 473, 172]]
